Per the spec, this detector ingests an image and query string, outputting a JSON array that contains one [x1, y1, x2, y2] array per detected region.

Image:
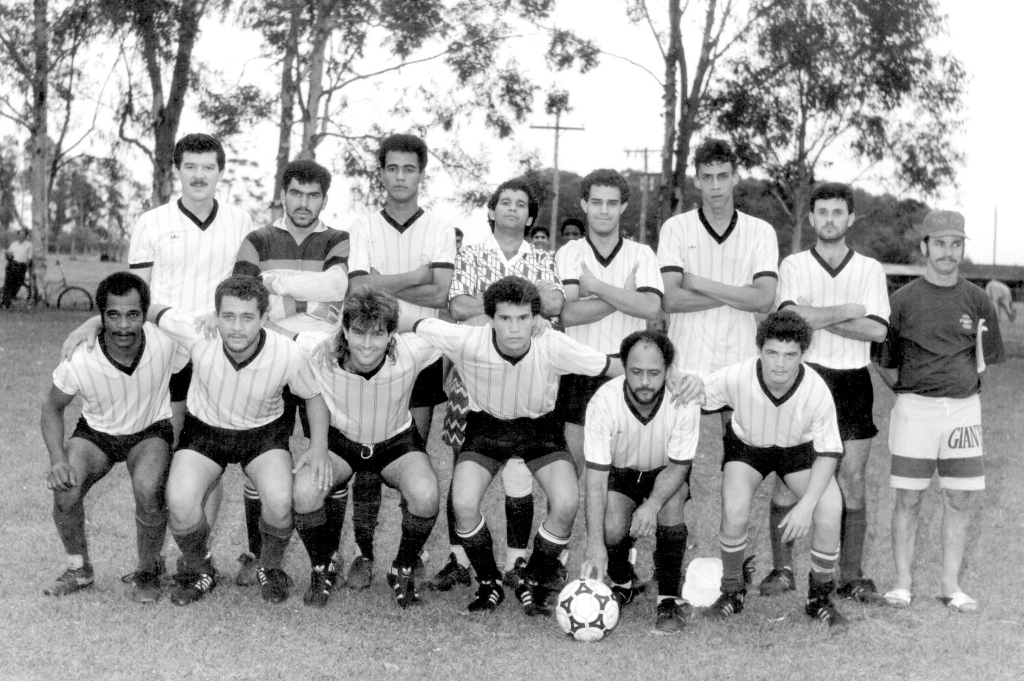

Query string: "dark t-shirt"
[[874, 277, 1003, 398]]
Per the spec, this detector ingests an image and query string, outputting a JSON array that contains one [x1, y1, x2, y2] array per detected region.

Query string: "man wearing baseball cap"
[[873, 210, 1004, 613]]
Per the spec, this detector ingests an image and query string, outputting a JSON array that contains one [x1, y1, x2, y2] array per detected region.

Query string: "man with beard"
[[760, 183, 890, 604], [41, 273, 188, 602], [579, 330, 700, 634]]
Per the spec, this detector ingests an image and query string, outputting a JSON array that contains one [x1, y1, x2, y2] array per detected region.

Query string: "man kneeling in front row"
[[703, 310, 847, 626]]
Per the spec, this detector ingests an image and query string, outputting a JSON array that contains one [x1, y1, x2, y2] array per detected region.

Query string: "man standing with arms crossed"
[[760, 183, 890, 602], [346, 134, 456, 588], [657, 139, 778, 454], [874, 210, 1003, 613]]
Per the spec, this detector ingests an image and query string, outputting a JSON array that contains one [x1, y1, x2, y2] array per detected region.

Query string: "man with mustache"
[[874, 210, 1004, 613]]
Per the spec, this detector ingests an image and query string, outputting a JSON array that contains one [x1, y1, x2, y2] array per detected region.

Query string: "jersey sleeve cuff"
[[154, 308, 171, 325], [348, 269, 369, 278], [599, 355, 611, 377], [636, 286, 663, 297], [562, 278, 580, 287], [866, 314, 889, 328], [753, 270, 778, 281], [814, 449, 843, 460], [660, 265, 684, 275], [430, 262, 455, 270], [778, 300, 796, 310], [129, 262, 154, 269], [585, 461, 611, 472]]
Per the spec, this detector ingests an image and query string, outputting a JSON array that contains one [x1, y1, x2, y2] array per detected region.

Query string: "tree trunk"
[[656, 0, 681, 231], [300, 0, 337, 159], [30, 0, 49, 280], [790, 173, 813, 255], [271, 0, 301, 221]]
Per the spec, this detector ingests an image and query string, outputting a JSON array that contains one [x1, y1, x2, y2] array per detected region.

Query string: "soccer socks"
[[719, 532, 748, 593], [769, 501, 796, 570], [654, 523, 688, 598], [135, 507, 168, 573], [395, 507, 437, 570], [810, 545, 840, 586], [173, 517, 211, 567], [445, 480, 460, 546], [295, 506, 335, 569], [243, 483, 262, 558], [52, 498, 88, 559], [352, 471, 383, 562], [258, 518, 293, 570], [324, 485, 348, 559], [839, 506, 867, 583], [504, 493, 534, 552], [606, 542, 632, 585], [525, 524, 569, 584], [457, 517, 501, 583]]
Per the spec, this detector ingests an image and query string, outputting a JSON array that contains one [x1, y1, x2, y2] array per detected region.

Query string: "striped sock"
[[810, 545, 839, 585], [719, 532, 747, 593]]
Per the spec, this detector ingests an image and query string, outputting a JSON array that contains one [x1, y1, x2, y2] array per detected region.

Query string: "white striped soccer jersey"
[[295, 331, 441, 444], [348, 208, 456, 320], [155, 309, 320, 429], [129, 199, 256, 316], [777, 248, 890, 369], [583, 376, 700, 471], [52, 324, 189, 435], [658, 209, 778, 373], [556, 237, 664, 355], [703, 356, 842, 454], [412, 319, 609, 419]]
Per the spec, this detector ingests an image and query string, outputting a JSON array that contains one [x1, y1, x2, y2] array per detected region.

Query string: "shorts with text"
[[888, 393, 984, 491]]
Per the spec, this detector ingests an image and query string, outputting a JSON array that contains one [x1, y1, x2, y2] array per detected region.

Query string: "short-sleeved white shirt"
[[583, 376, 700, 471], [658, 208, 779, 373], [412, 319, 609, 419], [450, 233, 563, 301], [155, 308, 319, 429], [556, 237, 663, 355], [703, 356, 842, 454], [348, 208, 456, 320], [295, 331, 441, 444], [129, 199, 255, 316], [52, 324, 189, 435], [777, 249, 890, 369]]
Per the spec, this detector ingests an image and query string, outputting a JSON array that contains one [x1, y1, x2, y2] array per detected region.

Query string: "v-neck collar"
[[810, 247, 854, 278], [623, 380, 664, 425], [698, 207, 737, 245], [585, 236, 624, 268], [380, 207, 424, 234], [99, 330, 146, 376], [492, 329, 528, 366], [177, 198, 219, 231], [222, 329, 266, 371], [340, 354, 387, 381], [756, 359, 804, 407]]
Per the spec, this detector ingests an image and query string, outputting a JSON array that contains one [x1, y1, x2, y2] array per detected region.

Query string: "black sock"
[[243, 484, 262, 558], [839, 506, 867, 583], [135, 507, 168, 573], [446, 478, 460, 546], [53, 499, 88, 559], [505, 494, 534, 551], [769, 500, 796, 570], [654, 523, 688, 598], [258, 518, 293, 570], [352, 471, 383, 561], [607, 542, 631, 584], [324, 486, 348, 561], [173, 517, 211, 568], [525, 525, 568, 584], [457, 518, 500, 583], [295, 507, 334, 569], [395, 507, 437, 569]]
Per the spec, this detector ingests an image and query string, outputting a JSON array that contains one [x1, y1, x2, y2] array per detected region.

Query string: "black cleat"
[[387, 564, 421, 609], [44, 565, 94, 597], [836, 577, 886, 605], [759, 567, 796, 596], [170, 567, 216, 606], [514, 575, 551, 617], [467, 580, 505, 613], [655, 599, 689, 634], [806, 595, 848, 627], [705, 589, 746, 619], [235, 553, 259, 587], [131, 569, 162, 604], [611, 582, 642, 607], [427, 553, 471, 592], [502, 557, 528, 591], [258, 567, 291, 604], [303, 566, 335, 608]]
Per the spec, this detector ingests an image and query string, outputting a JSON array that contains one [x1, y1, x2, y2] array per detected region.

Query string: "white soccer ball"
[[555, 578, 620, 642]]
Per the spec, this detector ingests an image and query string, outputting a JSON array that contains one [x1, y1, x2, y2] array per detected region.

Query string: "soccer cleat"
[[837, 577, 886, 605], [654, 599, 689, 634], [467, 580, 505, 613], [387, 565, 421, 609], [235, 553, 259, 587], [170, 567, 217, 606], [705, 589, 746, 619], [346, 555, 373, 589], [258, 567, 291, 603], [427, 553, 472, 591], [611, 582, 642, 607], [758, 567, 796, 596], [303, 566, 335, 608], [806, 595, 848, 627], [514, 575, 551, 617], [131, 570, 162, 604], [625, 563, 647, 594], [502, 556, 528, 591], [43, 565, 94, 597]]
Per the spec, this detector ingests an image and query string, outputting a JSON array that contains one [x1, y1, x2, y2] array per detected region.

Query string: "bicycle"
[[11, 259, 94, 311]]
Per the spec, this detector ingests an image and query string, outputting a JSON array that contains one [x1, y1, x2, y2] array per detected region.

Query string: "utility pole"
[[531, 112, 583, 252], [625, 147, 658, 245]]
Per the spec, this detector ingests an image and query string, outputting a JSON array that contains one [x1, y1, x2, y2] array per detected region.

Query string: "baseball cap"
[[921, 210, 967, 239], [680, 557, 723, 607]]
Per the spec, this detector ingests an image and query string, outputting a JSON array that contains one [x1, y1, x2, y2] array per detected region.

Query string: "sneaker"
[[170, 567, 216, 606], [758, 567, 796, 596], [705, 589, 745, 619], [43, 565, 94, 597], [131, 570, 162, 604], [502, 557, 528, 591], [427, 553, 472, 591], [346, 556, 373, 590], [611, 582, 642, 607], [806, 595, 847, 627], [654, 599, 689, 634], [303, 566, 335, 608], [258, 567, 291, 603], [235, 553, 259, 587], [467, 580, 505, 613], [514, 575, 550, 617], [387, 565, 420, 609], [837, 578, 886, 605]]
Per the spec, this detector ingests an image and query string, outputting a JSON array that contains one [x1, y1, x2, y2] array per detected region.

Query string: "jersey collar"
[[622, 380, 665, 425], [99, 329, 146, 376], [273, 217, 329, 234], [491, 329, 529, 366], [810, 247, 854, 278], [177, 199, 219, 231], [222, 329, 267, 371], [585, 236, 624, 268], [380, 207, 425, 234], [698, 207, 737, 245], [756, 359, 805, 407]]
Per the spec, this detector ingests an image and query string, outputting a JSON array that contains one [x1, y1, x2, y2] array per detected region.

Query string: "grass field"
[[1, 261, 1022, 680]]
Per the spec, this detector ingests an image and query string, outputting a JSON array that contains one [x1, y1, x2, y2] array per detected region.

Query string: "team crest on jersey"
[[959, 314, 973, 331]]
